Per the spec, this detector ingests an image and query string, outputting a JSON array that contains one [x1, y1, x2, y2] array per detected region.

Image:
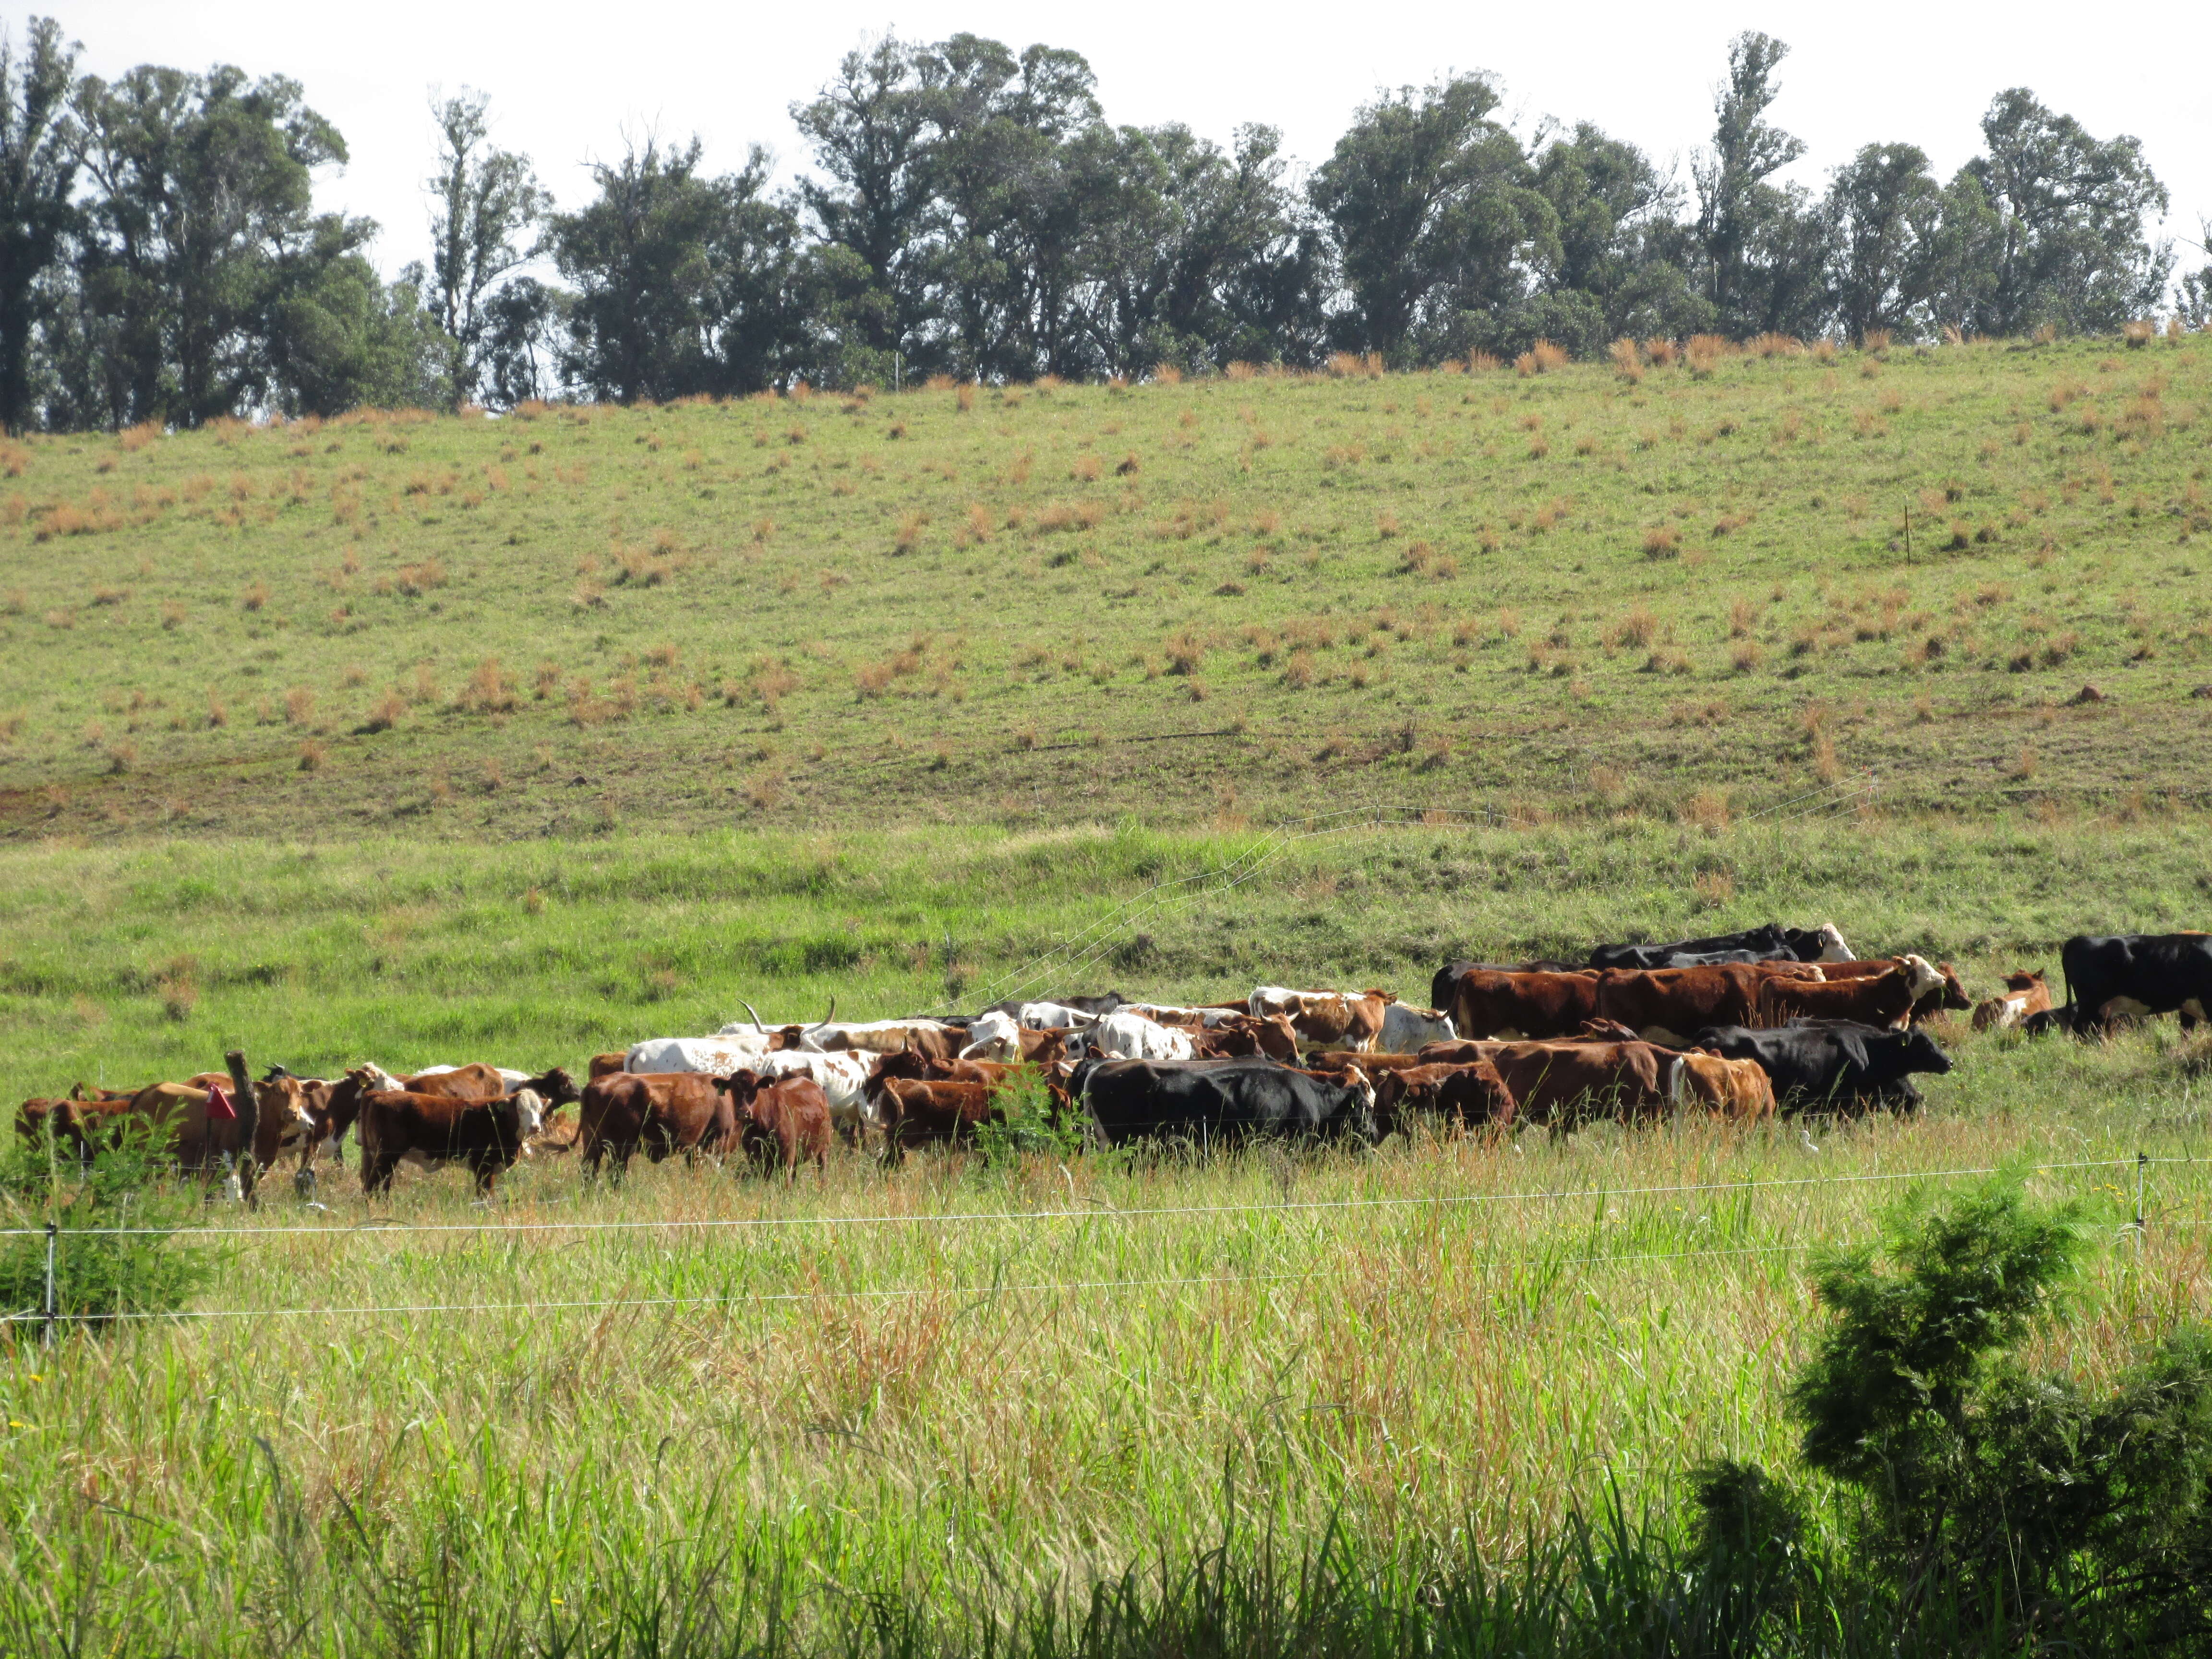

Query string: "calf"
[[588, 1052, 626, 1079], [358, 1088, 545, 1196], [576, 1072, 732, 1177], [1758, 957, 1944, 1029], [711, 1070, 833, 1176], [1972, 970, 2055, 1032], [1370, 1060, 1517, 1132], [1674, 1053, 1778, 1122]]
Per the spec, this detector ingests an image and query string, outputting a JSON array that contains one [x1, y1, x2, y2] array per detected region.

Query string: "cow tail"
[[1665, 1057, 1687, 1109]]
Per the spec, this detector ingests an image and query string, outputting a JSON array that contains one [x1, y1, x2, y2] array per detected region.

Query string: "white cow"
[[1125, 1002, 1244, 1028], [1249, 985, 1345, 1018], [959, 1010, 1023, 1061], [1375, 1004, 1456, 1053], [624, 1038, 875, 1130], [1066, 1010, 1197, 1061], [1015, 1001, 1100, 1030]]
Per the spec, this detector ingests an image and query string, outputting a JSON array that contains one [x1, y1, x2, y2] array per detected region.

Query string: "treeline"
[[0, 18, 2203, 430]]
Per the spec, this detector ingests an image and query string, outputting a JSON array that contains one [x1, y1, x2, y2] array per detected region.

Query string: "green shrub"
[[0, 1119, 216, 1338], [1757, 1173, 2212, 1651]]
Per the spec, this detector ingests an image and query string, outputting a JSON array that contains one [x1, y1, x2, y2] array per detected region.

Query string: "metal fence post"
[[41, 1220, 57, 1349]]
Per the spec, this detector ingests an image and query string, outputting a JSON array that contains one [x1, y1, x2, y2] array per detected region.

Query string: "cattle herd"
[[13, 925, 2211, 1202]]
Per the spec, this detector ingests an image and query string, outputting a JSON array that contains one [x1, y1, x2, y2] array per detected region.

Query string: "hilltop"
[[2, 334, 2207, 844]]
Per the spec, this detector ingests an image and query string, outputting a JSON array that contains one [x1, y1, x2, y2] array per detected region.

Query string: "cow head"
[[2003, 970, 2047, 993], [959, 1011, 1022, 1062], [1339, 1063, 1381, 1142], [528, 1067, 582, 1107], [1895, 1029, 1953, 1076], [1815, 925, 1854, 962], [515, 1088, 547, 1135], [1934, 964, 1972, 1011], [1899, 955, 1946, 1007], [710, 1069, 762, 1105]]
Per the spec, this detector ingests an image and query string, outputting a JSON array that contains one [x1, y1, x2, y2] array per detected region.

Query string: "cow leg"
[[361, 1152, 400, 1196]]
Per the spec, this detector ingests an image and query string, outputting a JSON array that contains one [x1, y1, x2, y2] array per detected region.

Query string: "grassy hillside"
[[2, 333, 2209, 842]]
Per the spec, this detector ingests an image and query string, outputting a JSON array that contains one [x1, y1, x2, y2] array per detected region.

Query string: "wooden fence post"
[[224, 1048, 258, 1207]]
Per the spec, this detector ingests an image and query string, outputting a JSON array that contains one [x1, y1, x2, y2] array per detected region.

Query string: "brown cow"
[[806, 1022, 963, 1061], [402, 1064, 581, 1107], [1447, 970, 1601, 1040], [1817, 955, 1969, 1021], [1674, 1053, 1778, 1121], [876, 1077, 1000, 1153], [576, 1072, 731, 1177], [711, 1070, 833, 1176], [1973, 970, 2055, 1032], [1758, 956, 1945, 1029], [358, 1088, 546, 1196], [1370, 1060, 1518, 1132], [1419, 1038, 1679, 1126], [1195, 1014, 1301, 1062], [588, 1052, 626, 1079]]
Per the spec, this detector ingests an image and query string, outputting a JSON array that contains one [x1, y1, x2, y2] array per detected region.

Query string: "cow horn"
[[741, 1000, 767, 1034]]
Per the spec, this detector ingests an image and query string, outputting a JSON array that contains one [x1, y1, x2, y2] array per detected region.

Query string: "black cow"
[[1430, 961, 1586, 1009], [1073, 1057, 1377, 1147], [2059, 933, 2212, 1037], [1590, 924, 1849, 970], [1688, 1021, 1952, 1112]]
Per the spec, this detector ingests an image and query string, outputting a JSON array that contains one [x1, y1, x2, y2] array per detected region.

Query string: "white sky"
[[27, 1, 2212, 288]]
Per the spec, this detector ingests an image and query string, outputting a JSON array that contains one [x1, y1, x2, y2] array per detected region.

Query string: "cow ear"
[[1834, 1028, 1872, 1070]]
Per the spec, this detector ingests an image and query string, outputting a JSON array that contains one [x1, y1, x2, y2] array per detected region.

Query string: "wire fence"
[[5, 1150, 2160, 1332]]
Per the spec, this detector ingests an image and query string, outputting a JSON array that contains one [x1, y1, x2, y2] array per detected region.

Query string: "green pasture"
[[0, 335, 2208, 841]]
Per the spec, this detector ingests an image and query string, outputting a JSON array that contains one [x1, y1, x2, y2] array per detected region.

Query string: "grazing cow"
[[1417, 1039, 1679, 1127], [1193, 1013, 1301, 1062], [1674, 1054, 1778, 1121], [1973, 971, 2055, 1032], [1369, 1060, 1517, 1132], [1248, 987, 1395, 1051], [1446, 969, 1601, 1040], [874, 1077, 1001, 1152], [710, 1070, 833, 1176], [1689, 1022, 1952, 1111], [1375, 1003, 1457, 1053], [1758, 957, 1945, 1029], [576, 1072, 732, 1177], [1589, 924, 1851, 970], [358, 1088, 545, 1195], [1074, 1057, 1377, 1147], [1065, 1010, 1199, 1061], [2059, 933, 2212, 1036]]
